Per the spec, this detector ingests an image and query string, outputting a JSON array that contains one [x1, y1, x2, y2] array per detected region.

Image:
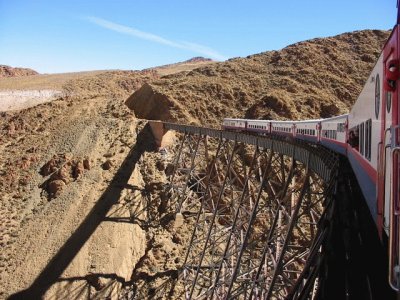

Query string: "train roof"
[[246, 119, 271, 123], [223, 118, 247, 121], [320, 114, 348, 122], [292, 119, 323, 123], [224, 114, 348, 124]]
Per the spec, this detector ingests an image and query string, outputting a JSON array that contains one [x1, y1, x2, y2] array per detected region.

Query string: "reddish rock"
[[102, 160, 113, 170], [83, 158, 91, 170], [73, 161, 84, 179], [47, 180, 65, 196], [50, 166, 70, 184], [40, 157, 62, 176]]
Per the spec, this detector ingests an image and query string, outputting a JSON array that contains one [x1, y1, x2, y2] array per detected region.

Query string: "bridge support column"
[[149, 120, 175, 149]]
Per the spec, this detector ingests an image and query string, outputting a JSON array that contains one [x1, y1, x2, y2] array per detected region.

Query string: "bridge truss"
[[163, 124, 338, 299]]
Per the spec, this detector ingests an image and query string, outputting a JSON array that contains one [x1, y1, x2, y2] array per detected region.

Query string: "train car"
[[379, 23, 400, 290], [294, 119, 322, 143], [346, 54, 383, 228], [320, 114, 348, 155], [270, 120, 294, 136], [246, 119, 270, 134], [222, 118, 247, 131]]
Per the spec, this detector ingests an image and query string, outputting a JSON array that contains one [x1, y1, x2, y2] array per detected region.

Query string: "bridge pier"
[[148, 120, 175, 149]]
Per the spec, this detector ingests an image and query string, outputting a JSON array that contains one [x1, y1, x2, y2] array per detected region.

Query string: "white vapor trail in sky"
[[86, 16, 227, 61]]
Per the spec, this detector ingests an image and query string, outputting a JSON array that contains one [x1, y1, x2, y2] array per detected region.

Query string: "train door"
[[383, 62, 395, 239], [381, 24, 400, 291]]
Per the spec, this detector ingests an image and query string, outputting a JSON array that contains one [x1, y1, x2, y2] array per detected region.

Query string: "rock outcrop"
[[0, 65, 38, 78], [125, 83, 199, 123]]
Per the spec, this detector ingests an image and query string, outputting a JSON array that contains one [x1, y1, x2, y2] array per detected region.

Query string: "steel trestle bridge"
[[157, 123, 340, 299]]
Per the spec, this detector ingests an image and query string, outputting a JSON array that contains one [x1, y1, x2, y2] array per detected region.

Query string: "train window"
[[348, 127, 360, 150], [337, 123, 345, 132], [375, 73, 380, 119], [387, 92, 392, 113], [360, 123, 365, 155], [366, 119, 372, 161]]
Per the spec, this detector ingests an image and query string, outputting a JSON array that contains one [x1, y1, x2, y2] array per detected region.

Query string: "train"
[[222, 4, 400, 292]]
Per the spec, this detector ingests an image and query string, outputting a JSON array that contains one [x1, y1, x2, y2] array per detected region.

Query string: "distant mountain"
[[182, 57, 213, 63], [0, 65, 38, 78], [146, 57, 215, 76]]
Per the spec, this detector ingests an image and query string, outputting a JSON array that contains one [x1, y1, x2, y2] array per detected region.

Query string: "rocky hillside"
[[0, 65, 38, 78], [126, 30, 389, 126]]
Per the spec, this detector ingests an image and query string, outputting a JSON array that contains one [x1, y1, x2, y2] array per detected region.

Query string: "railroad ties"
[[161, 123, 339, 299]]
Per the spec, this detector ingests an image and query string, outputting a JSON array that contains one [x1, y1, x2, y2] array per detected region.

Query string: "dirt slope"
[[126, 30, 389, 126]]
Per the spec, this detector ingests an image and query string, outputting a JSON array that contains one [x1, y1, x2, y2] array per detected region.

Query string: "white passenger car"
[[320, 114, 348, 155], [294, 119, 322, 143], [247, 119, 270, 134], [222, 118, 247, 131]]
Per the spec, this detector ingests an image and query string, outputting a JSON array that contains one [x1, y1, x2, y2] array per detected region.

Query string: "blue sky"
[[0, 0, 396, 73]]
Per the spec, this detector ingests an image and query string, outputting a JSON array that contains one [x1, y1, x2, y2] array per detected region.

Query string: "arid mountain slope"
[[0, 65, 38, 78], [126, 30, 389, 126]]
